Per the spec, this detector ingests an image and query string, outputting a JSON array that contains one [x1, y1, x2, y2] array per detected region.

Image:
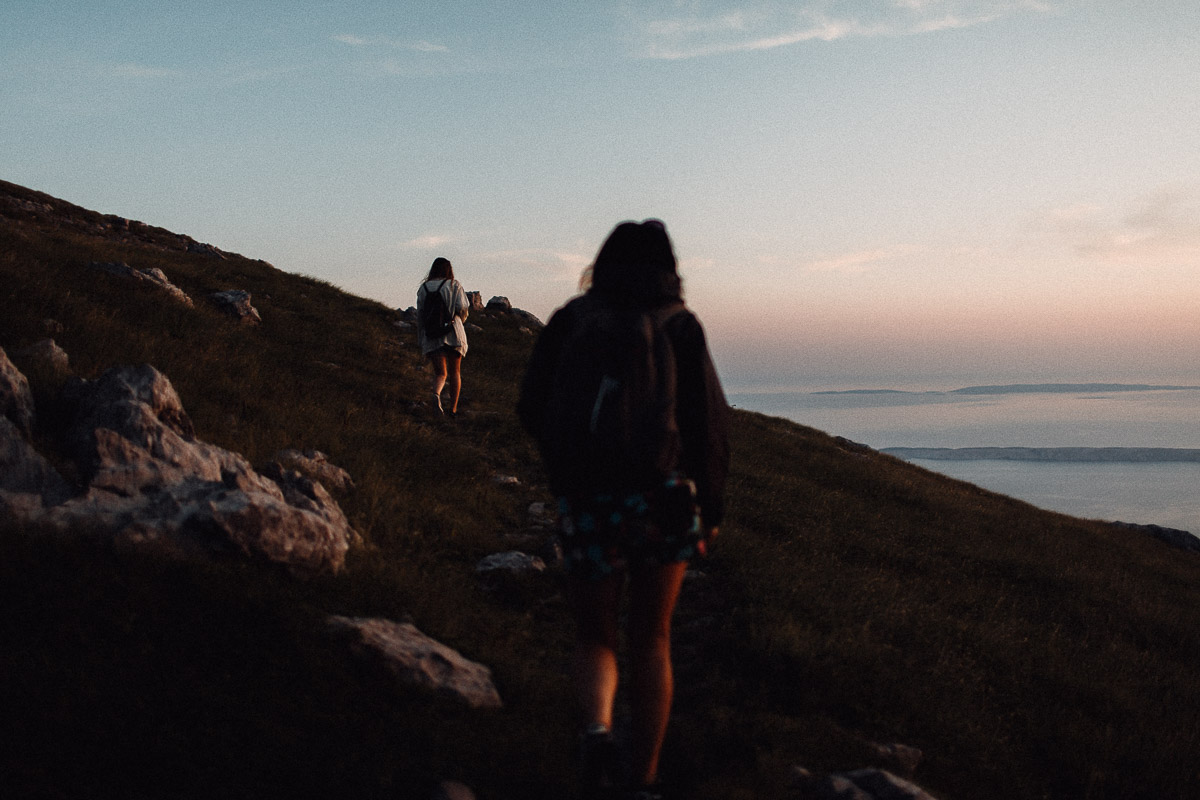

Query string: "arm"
[[453, 282, 469, 321], [669, 312, 730, 532]]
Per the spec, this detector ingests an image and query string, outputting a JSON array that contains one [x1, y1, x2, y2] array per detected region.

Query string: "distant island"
[[883, 447, 1200, 463], [815, 383, 1200, 396]]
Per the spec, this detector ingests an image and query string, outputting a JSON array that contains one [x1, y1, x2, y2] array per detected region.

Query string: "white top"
[[416, 278, 469, 357]]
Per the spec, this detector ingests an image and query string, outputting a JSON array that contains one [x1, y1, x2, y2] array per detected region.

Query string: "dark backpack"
[[538, 297, 685, 497], [420, 279, 453, 339]]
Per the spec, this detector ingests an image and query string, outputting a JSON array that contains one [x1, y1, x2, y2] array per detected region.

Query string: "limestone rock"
[[432, 781, 476, 800], [790, 767, 938, 800], [476, 551, 546, 574], [267, 448, 355, 493], [0, 346, 36, 436], [186, 240, 226, 259], [327, 615, 503, 709], [209, 290, 262, 324], [17, 363, 356, 575], [0, 416, 73, 506], [90, 261, 194, 307]]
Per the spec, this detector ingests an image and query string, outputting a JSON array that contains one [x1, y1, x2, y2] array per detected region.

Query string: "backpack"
[[538, 297, 685, 497], [420, 279, 454, 340]]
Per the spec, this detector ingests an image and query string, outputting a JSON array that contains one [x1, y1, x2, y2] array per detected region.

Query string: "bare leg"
[[445, 352, 462, 413], [627, 561, 688, 787], [428, 351, 447, 411], [568, 572, 625, 730]]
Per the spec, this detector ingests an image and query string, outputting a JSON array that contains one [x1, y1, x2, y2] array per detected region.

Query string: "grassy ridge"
[[3, 179, 1199, 799]]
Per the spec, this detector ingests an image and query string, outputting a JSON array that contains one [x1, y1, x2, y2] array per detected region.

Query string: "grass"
[[3, 178, 1200, 799]]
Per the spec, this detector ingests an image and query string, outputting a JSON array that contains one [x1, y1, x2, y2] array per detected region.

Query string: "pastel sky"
[[3, 1, 1199, 389]]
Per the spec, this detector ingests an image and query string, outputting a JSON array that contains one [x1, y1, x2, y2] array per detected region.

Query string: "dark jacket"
[[517, 293, 730, 528]]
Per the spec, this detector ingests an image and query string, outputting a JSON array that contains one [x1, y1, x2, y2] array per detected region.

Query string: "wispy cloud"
[[332, 34, 449, 53], [478, 248, 591, 282], [804, 244, 916, 273], [399, 234, 454, 250], [624, 1, 1061, 60], [1045, 188, 1200, 264], [109, 62, 179, 78]]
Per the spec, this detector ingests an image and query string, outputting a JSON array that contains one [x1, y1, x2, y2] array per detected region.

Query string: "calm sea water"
[[727, 385, 1200, 533]]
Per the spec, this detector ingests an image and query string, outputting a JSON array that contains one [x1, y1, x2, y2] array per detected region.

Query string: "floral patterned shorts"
[[557, 474, 702, 580]]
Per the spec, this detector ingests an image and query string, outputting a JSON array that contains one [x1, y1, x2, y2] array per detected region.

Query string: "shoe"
[[447, 409, 457, 420], [431, 392, 443, 414], [579, 724, 618, 798]]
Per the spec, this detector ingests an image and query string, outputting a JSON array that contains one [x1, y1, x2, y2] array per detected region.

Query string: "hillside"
[[3, 178, 1199, 800]]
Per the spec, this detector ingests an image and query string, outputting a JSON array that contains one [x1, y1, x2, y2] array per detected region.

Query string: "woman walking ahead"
[[416, 257, 469, 417], [518, 220, 729, 800]]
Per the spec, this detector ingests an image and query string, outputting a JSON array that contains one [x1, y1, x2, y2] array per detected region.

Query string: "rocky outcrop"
[[485, 296, 511, 312], [0, 357, 355, 575], [18, 338, 70, 375], [186, 241, 226, 259], [209, 290, 262, 324], [90, 261, 194, 307], [466, 291, 484, 311], [327, 615, 503, 709], [1110, 521, 1200, 553], [1, 346, 36, 437]]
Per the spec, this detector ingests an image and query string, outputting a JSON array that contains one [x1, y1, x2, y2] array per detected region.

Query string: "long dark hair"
[[424, 257, 454, 283], [584, 219, 682, 307]]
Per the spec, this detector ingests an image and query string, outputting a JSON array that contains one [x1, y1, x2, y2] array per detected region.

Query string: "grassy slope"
[[2, 179, 1198, 800]]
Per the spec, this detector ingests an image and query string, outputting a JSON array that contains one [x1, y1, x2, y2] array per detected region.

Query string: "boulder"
[[0, 346, 36, 436], [90, 261, 194, 307], [466, 291, 484, 311], [327, 615, 503, 709], [267, 449, 356, 493], [485, 296, 511, 312], [186, 240, 226, 259], [476, 551, 546, 574], [19, 338, 70, 376], [790, 767, 939, 800], [209, 290, 262, 324], [509, 307, 544, 329], [7, 363, 355, 575], [0, 416, 74, 506]]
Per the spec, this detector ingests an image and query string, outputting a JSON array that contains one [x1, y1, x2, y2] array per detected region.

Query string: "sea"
[[726, 383, 1200, 534]]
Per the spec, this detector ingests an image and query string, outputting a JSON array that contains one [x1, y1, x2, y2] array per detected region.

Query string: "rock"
[[465, 323, 483, 333], [41, 318, 64, 335], [19, 338, 70, 375], [398, 306, 418, 324], [466, 291, 484, 311], [790, 767, 939, 800], [0, 416, 74, 506], [267, 448, 355, 493], [327, 615, 503, 709], [24, 364, 355, 575], [90, 261, 194, 306], [509, 307, 544, 329], [186, 240, 226, 259], [870, 742, 923, 776], [0, 346, 36, 436], [476, 551, 546, 574], [209, 290, 261, 324], [492, 474, 520, 486], [431, 781, 476, 800], [485, 296, 511, 312]]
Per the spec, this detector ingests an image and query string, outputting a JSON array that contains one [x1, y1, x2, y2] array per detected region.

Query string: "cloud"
[[332, 34, 449, 53], [804, 245, 916, 273], [109, 62, 179, 78], [400, 234, 454, 250], [478, 248, 591, 282], [1046, 189, 1200, 264], [624, 0, 1061, 59]]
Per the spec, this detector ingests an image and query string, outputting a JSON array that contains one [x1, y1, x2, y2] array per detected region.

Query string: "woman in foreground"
[[518, 220, 730, 800]]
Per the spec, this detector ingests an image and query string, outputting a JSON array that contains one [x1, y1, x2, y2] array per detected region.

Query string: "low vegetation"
[[3, 179, 1198, 799]]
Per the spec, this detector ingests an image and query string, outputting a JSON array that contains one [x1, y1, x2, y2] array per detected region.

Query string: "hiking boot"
[[578, 724, 619, 799]]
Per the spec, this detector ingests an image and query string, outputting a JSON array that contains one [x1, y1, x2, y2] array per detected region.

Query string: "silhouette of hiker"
[[518, 220, 730, 800], [417, 257, 469, 418]]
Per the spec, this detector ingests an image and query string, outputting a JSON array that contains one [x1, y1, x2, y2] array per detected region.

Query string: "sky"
[[3, 0, 1200, 390]]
